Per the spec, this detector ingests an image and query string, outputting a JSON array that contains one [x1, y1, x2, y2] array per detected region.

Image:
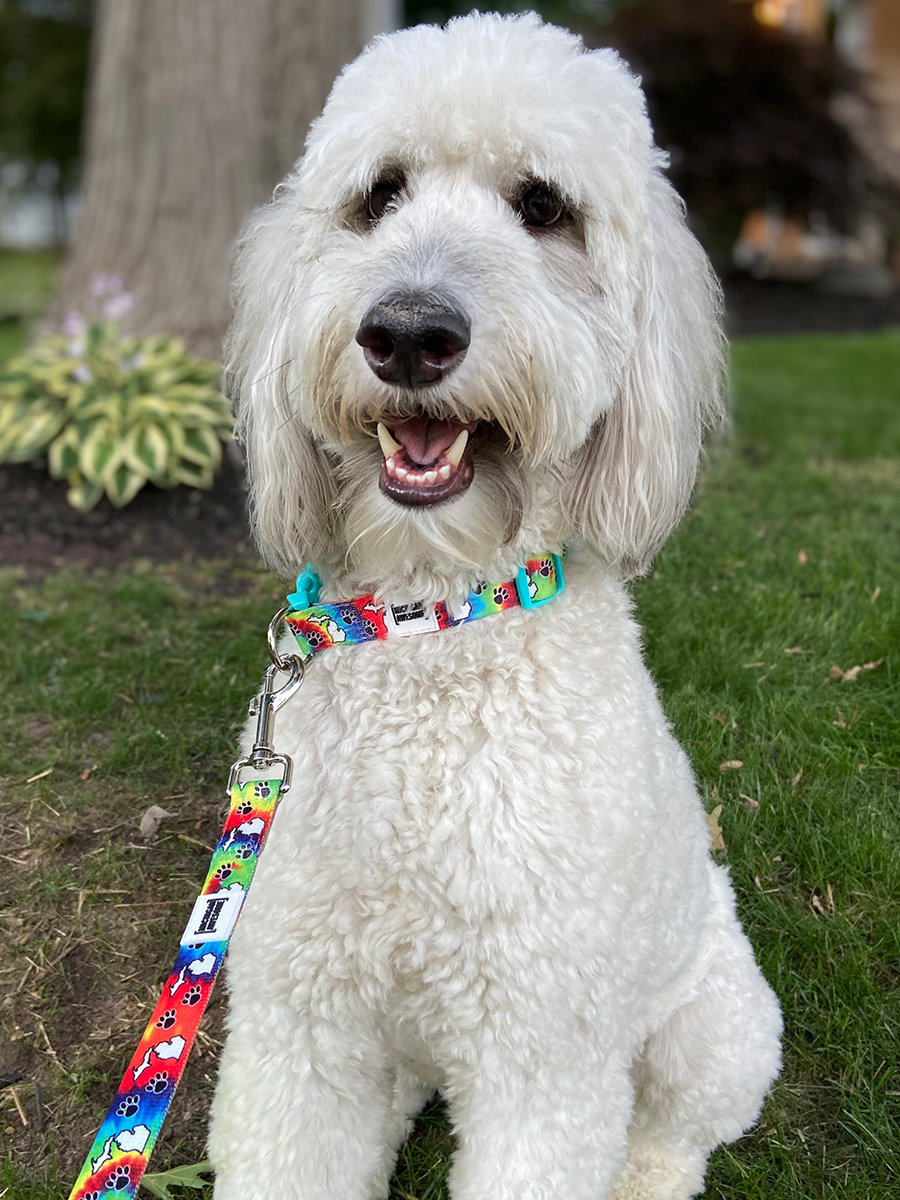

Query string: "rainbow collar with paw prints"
[[284, 550, 567, 659]]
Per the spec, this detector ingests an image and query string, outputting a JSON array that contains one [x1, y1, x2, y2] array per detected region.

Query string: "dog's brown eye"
[[367, 177, 405, 223], [519, 183, 566, 228]]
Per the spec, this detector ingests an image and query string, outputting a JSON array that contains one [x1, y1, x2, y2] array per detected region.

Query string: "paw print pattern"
[[493, 585, 511, 605], [115, 1094, 140, 1118], [145, 1071, 169, 1094], [234, 800, 253, 816], [338, 606, 357, 625], [156, 1008, 177, 1030], [305, 629, 327, 649], [233, 843, 254, 860], [253, 781, 271, 800], [472, 581, 485, 595], [107, 1165, 131, 1191], [82, 1191, 100, 1200], [182, 984, 203, 1006], [213, 863, 235, 881], [363, 618, 379, 637], [536, 558, 552, 577]]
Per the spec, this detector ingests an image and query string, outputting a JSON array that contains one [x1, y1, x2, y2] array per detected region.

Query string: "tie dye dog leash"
[[67, 551, 565, 1199], [66, 632, 304, 1200]]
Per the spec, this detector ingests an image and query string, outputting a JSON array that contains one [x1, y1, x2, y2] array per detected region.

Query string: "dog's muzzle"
[[356, 294, 481, 508]]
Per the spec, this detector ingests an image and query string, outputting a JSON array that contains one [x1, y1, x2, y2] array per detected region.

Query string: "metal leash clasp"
[[226, 607, 306, 796]]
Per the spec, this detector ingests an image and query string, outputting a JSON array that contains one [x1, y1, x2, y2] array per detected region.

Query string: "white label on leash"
[[384, 601, 440, 638], [180, 888, 245, 945]]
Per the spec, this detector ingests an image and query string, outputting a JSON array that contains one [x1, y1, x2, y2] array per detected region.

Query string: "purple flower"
[[91, 272, 126, 299], [103, 291, 134, 321], [62, 310, 85, 337], [71, 364, 93, 384]]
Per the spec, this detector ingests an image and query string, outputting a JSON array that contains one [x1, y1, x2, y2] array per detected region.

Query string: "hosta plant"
[[0, 301, 231, 511]]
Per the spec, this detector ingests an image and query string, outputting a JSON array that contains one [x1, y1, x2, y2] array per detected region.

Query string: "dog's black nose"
[[355, 296, 470, 387]]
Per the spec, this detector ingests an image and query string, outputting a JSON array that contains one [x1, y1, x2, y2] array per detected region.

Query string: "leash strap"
[[285, 550, 566, 658], [67, 653, 305, 1200]]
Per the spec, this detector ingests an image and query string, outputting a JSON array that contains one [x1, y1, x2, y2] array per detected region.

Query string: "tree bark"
[[51, 0, 366, 358]]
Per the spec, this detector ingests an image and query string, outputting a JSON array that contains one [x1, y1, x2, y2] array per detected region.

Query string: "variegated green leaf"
[[0, 398, 37, 438], [66, 474, 104, 513], [105, 462, 146, 507], [130, 394, 176, 422], [0, 405, 66, 462], [48, 426, 82, 479], [178, 401, 231, 428], [178, 424, 223, 468], [173, 459, 214, 489], [78, 420, 117, 484], [124, 422, 171, 479]]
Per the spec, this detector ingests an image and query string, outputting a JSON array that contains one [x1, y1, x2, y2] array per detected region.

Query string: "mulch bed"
[[725, 274, 900, 336], [0, 453, 253, 574]]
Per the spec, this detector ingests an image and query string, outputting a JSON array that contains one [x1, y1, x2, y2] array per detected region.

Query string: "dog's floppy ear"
[[568, 169, 725, 576], [231, 366, 336, 577], [227, 197, 336, 577]]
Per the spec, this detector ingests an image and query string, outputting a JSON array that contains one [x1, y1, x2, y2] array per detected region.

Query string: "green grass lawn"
[[1, 331, 898, 1198], [0, 249, 58, 363]]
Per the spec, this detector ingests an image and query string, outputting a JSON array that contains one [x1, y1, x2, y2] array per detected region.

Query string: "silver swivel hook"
[[226, 607, 306, 795]]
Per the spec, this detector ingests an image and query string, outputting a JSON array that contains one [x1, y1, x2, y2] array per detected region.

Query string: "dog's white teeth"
[[395, 464, 409, 480], [445, 429, 469, 467], [377, 422, 403, 460], [438, 464, 452, 481], [424, 470, 438, 484], [385, 456, 397, 477]]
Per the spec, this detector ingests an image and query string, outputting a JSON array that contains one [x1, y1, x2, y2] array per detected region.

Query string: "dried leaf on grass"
[[719, 760, 743, 772], [740, 793, 760, 812], [810, 885, 836, 918], [791, 768, 803, 795], [706, 804, 726, 851], [797, 549, 808, 564], [830, 659, 883, 683], [139, 805, 176, 839], [833, 707, 847, 729], [784, 646, 805, 655]]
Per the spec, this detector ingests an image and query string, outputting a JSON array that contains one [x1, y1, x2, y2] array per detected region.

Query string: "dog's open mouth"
[[377, 415, 485, 506]]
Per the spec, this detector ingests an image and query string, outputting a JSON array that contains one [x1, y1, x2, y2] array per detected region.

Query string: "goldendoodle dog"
[[208, 13, 781, 1200]]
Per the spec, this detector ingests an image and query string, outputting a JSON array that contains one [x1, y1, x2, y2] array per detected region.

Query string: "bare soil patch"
[[0, 455, 253, 576]]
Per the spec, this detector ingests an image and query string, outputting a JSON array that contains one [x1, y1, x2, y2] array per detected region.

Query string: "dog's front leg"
[[209, 991, 400, 1200], [444, 1029, 633, 1200]]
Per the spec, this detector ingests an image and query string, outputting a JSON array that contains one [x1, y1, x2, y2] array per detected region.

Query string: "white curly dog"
[[208, 14, 781, 1200]]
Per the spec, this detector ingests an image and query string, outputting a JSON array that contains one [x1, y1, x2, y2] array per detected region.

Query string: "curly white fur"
[[209, 14, 781, 1200]]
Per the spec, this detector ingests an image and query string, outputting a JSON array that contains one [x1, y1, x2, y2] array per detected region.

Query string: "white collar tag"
[[383, 601, 441, 638]]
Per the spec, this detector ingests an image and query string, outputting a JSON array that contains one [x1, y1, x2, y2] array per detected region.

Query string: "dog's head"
[[230, 13, 724, 599]]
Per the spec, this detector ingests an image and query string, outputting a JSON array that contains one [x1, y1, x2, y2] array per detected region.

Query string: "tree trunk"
[[51, 0, 366, 358]]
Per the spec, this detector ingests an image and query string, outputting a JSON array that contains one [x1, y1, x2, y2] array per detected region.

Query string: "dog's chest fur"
[[231, 560, 713, 1059]]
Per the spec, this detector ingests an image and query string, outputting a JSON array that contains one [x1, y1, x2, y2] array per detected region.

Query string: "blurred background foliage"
[[0, 0, 92, 242], [2, 0, 898, 272]]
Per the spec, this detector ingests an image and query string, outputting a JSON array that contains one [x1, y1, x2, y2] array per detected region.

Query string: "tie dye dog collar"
[[284, 550, 567, 659]]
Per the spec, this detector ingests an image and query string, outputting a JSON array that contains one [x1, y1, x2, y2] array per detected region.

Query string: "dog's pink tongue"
[[390, 416, 476, 466]]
